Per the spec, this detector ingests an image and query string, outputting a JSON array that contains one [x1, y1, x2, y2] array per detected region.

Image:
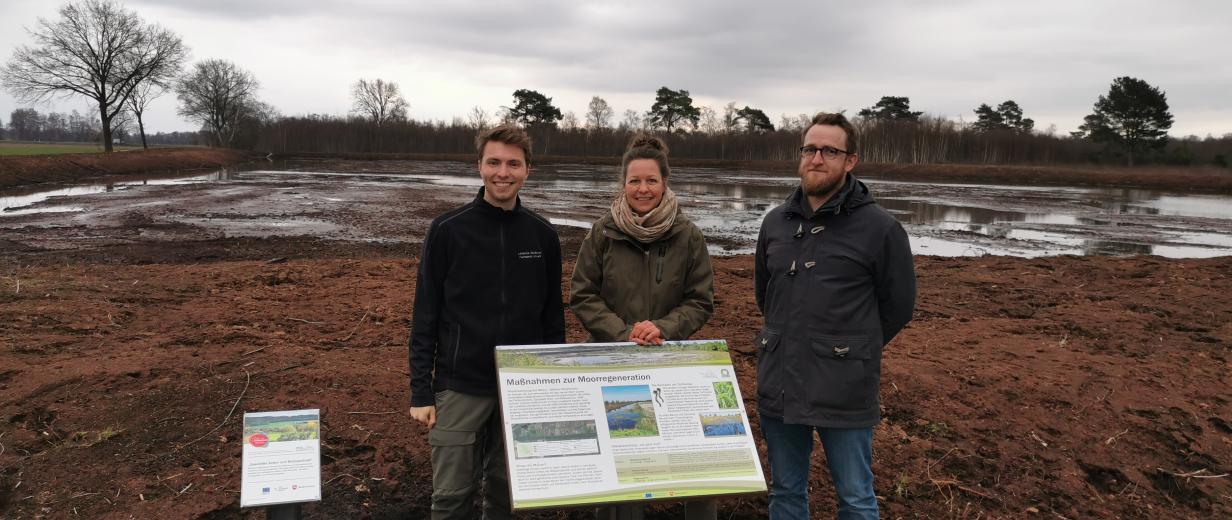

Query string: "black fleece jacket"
[[408, 188, 565, 407]]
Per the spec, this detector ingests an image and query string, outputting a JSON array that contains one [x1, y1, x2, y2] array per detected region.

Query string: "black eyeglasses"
[[799, 145, 851, 160]]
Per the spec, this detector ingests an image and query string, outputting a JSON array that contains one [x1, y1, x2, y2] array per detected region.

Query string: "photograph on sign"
[[495, 339, 766, 510], [239, 409, 322, 508]]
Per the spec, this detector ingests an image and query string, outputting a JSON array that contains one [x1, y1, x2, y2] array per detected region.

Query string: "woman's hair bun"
[[627, 134, 668, 154]]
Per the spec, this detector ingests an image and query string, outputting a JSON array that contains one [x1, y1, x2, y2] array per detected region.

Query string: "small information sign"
[[240, 409, 322, 508]]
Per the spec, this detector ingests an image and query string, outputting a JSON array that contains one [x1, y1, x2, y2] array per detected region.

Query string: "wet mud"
[[4, 159, 1232, 260]]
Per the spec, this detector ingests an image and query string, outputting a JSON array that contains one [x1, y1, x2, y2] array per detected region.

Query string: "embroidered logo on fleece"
[[517, 251, 543, 260]]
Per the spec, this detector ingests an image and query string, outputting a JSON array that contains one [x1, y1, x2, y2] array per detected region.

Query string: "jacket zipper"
[[451, 322, 461, 370], [500, 220, 507, 338], [643, 248, 651, 320], [655, 244, 666, 283], [616, 232, 660, 324]]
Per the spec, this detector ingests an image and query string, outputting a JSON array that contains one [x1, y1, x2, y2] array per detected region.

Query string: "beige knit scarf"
[[610, 187, 679, 243]]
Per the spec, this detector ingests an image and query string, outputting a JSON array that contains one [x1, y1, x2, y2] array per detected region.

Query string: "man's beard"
[[800, 167, 845, 198]]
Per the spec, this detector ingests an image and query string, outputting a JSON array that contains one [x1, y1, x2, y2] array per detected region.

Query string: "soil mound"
[[0, 148, 250, 189]]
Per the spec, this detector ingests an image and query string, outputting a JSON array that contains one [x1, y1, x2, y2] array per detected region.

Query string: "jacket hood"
[[784, 173, 876, 218]]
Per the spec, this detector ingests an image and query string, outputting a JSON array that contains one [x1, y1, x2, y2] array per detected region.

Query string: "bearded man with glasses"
[[753, 112, 917, 519]]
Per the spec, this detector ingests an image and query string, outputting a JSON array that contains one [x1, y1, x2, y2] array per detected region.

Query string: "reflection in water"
[[1085, 241, 1153, 256], [1, 170, 231, 214], [3, 163, 1231, 258], [549, 217, 592, 229], [2, 185, 110, 213], [1144, 195, 1232, 218], [1150, 244, 1232, 259], [606, 405, 641, 430], [1103, 202, 1162, 215], [868, 181, 1232, 257]]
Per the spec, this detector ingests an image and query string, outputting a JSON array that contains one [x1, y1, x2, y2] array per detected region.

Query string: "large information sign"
[[239, 409, 322, 508], [495, 340, 766, 510]]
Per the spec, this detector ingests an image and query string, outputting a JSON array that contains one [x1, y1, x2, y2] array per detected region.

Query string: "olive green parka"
[[569, 212, 714, 342]]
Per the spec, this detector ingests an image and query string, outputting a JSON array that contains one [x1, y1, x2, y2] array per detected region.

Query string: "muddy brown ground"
[[1, 162, 1230, 518], [0, 149, 250, 190]]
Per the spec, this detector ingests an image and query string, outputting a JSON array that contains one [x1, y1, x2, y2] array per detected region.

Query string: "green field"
[[0, 141, 140, 156], [497, 340, 731, 370], [243, 418, 320, 442]]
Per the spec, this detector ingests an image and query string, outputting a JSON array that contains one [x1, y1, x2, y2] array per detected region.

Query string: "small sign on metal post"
[[240, 409, 322, 515]]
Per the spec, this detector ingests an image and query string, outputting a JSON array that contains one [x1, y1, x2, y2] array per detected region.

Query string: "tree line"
[[3, 108, 104, 143], [2, 0, 1228, 168], [253, 113, 1231, 168], [255, 76, 1230, 167], [0, 107, 206, 146]]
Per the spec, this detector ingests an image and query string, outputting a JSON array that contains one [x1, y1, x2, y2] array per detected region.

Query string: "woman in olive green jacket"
[[570, 134, 715, 345], [571, 136, 718, 519]]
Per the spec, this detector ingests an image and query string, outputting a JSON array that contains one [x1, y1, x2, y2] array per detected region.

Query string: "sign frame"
[[495, 339, 767, 510], [239, 408, 323, 509]]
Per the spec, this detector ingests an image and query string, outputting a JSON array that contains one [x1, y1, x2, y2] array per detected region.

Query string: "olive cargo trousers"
[[428, 390, 511, 520]]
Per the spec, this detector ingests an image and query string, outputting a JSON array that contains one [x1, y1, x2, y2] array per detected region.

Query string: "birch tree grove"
[[1, 0, 187, 152]]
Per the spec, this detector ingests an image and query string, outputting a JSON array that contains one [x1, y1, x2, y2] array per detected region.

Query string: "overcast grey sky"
[[2, 0, 1230, 137]]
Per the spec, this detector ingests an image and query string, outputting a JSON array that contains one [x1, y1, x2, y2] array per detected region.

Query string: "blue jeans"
[[761, 415, 877, 520]]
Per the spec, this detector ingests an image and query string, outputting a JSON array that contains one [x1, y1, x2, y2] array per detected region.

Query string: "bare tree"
[[350, 78, 409, 125], [468, 105, 489, 130], [1, 0, 188, 152], [620, 109, 642, 131], [698, 106, 721, 134], [795, 113, 811, 130], [497, 106, 516, 125], [780, 113, 813, 133], [127, 81, 165, 149], [175, 59, 260, 147], [111, 111, 133, 143], [561, 111, 580, 131], [721, 102, 741, 133], [586, 96, 613, 129]]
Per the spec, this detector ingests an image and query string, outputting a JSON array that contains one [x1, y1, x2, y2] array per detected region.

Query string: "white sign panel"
[[495, 340, 766, 510], [240, 409, 322, 508]]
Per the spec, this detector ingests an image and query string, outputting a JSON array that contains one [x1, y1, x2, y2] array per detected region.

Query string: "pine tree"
[[1077, 77, 1173, 166]]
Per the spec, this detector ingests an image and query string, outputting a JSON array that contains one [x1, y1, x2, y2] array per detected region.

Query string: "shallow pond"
[[3, 161, 1230, 258], [606, 404, 645, 430]]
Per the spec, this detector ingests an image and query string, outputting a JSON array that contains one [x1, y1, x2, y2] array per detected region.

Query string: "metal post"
[[684, 500, 718, 520], [265, 503, 302, 520], [597, 504, 644, 520]]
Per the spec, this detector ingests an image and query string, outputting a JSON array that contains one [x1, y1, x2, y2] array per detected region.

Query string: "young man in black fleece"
[[408, 124, 565, 520]]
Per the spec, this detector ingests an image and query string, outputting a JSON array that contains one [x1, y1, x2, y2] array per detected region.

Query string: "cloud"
[[1, 0, 1229, 135]]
